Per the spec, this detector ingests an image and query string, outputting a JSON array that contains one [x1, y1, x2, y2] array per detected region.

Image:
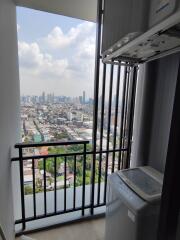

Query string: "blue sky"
[[17, 8, 83, 43], [17, 7, 96, 98]]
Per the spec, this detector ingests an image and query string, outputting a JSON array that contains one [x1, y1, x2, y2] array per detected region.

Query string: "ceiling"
[[14, 0, 97, 22]]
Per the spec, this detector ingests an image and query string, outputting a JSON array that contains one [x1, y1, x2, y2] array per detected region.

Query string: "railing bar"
[[15, 140, 89, 148], [64, 156, 67, 211], [90, 0, 103, 215], [126, 66, 138, 168], [73, 155, 77, 210], [15, 203, 106, 224], [11, 148, 129, 162], [97, 63, 106, 205], [121, 67, 131, 169], [54, 157, 57, 213], [112, 64, 121, 173], [82, 144, 86, 216], [118, 66, 128, 170], [19, 147, 26, 230], [43, 158, 47, 216], [104, 64, 114, 204], [32, 159, 36, 218]]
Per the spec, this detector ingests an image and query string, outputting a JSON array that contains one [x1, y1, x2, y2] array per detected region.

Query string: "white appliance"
[[102, 0, 180, 63], [101, 0, 150, 54], [149, 0, 180, 27], [105, 166, 163, 240]]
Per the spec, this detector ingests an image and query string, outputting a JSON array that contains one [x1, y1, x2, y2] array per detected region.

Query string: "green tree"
[[24, 185, 33, 195]]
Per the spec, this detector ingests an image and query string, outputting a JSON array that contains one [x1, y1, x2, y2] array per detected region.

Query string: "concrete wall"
[[0, 0, 20, 239], [131, 62, 157, 168], [131, 53, 180, 173]]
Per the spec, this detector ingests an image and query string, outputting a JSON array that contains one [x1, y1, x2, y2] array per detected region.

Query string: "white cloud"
[[18, 21, 96, 97], [18, 41, 68, 77], [18, 42, 44, 68], [43, 22, 95, 50]]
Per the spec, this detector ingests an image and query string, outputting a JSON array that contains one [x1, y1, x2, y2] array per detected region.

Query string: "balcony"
[[1, 0, 180, 238], [11, 22, 137, 234], [12, 140, 127, 236]]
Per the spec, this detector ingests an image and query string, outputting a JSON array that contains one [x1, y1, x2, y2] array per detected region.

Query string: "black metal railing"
[[12, 56, 137, 235], [12, 141, 128, 232]]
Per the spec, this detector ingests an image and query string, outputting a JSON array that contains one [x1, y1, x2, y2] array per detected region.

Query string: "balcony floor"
[[16, 218, 105, 240]]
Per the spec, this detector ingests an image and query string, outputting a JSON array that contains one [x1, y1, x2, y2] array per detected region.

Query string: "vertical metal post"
[[118, 67, 128, 170], [91, 0, 103, 215], [104, 64, 114, 203], [73, 155, 77, 210], [121, 67, 131, 168], [64, 156, 67, 211], [112, 64, 121, 172], [19, 147, 26, 230], [32, 159, 36, 218], [126, 66, 138, 168], [97, 64, 106, 205], [82, 143, 86, 216], [43, 158, 47, 215], [54, 157, 57, 213]]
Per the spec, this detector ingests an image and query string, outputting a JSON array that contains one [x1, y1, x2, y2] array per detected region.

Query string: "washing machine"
[[105, 166, 163, 240]]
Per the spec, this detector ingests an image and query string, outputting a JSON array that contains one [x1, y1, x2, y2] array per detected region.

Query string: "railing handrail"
[[14, 140, 89, 149], [11, 148, 128, 162]]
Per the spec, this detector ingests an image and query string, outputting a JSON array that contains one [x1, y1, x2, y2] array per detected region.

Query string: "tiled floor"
[[16, 218, 105, 240]]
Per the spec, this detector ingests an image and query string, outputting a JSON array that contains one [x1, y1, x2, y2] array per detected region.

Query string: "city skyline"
[[21, 90, 93, 104], [17, 7, 96, 98]]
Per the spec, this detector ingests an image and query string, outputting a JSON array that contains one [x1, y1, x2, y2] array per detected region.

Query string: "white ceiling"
[[14, 0, 97, 22]]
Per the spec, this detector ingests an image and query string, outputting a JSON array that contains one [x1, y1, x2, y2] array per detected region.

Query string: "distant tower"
[[83, 91, 85, 104], [79, 96, 83, 104], [42, 91, 45, 104], [52, 93, 54, 103]]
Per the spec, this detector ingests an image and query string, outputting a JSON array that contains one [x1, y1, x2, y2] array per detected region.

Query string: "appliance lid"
[[118, 166, 163, 202]]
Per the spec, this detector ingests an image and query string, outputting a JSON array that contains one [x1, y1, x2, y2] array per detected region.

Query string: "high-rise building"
[[89, 98, 94, 105], [51, 93, 55, 103], [83, 91, 85, 104], [79, 96, 83, 104], [42, 91, 46, 103]]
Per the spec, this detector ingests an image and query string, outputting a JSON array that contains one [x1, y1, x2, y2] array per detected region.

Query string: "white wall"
[[130, 63, 157, 168], [131, 53, 180, 172], [130, 65, 147, 168], [0, 0, 20, 239], [147, 54, 179, 172]]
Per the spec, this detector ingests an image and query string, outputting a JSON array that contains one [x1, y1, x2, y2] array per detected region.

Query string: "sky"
[[17, 7, 96, 98]]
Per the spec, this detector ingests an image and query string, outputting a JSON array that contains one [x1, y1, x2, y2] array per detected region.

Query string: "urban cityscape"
[[21, 91, 120, 194]]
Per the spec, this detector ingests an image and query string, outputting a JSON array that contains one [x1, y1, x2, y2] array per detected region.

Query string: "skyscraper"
[[79, 96, 83, 104], [83, 91, 85, 104], [42, 91, 46, 104]]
